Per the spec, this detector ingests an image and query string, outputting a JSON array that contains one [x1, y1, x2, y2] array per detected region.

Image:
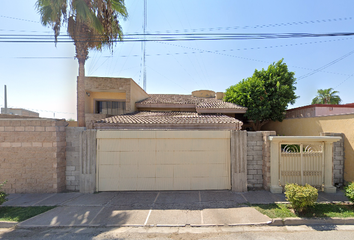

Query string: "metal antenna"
[[142, 0, 147, 91]]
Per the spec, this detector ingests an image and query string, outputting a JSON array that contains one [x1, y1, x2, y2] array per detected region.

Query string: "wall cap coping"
[[268, 136, 341, 143]]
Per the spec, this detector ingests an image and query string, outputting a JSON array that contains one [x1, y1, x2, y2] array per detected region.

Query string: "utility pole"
[[4, 85, 7, 114], [142, 0, 147, 91]]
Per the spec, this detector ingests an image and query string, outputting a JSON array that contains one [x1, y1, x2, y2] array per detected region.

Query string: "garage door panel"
[[156, 152, 175, 165], [137, 178, 155, 190], [137, 164, 156, 178], [208, 164, 229, 177], [119, 165, 138, 178], [190, 177, 210, 190], [118, 178, 137, 191], [173, 178, 191, 190], [156, 139, 194, 151], [99, 165, 120, 179], [137, 139, 156, 151], [191, 139, 225, 151], [156, 178, 174, 190], [97, 130, 231, 191], [173, 165, 191, 178], [189, 164, 213, 177], [156, 165, 173, 178], [136, 152, 156, 165], [99, 178, 118, 191], [98, 152, 120, 165], [119, 152, 140, 165]]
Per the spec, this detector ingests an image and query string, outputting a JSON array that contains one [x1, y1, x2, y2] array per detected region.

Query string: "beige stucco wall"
[[262, 114, 354, 182], [85, 92, 126, 114], [84, 77, 148, 115], [130, 80, 149, 112]]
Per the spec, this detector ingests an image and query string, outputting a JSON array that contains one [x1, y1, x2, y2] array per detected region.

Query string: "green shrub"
[[284, 183, 318, 212], [345, 182, 354, 203], [0, 181, 8, 205]]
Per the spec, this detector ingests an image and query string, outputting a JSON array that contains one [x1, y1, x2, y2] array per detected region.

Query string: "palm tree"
[[311, 88, 342, 105], [36, 0, 128, 127]]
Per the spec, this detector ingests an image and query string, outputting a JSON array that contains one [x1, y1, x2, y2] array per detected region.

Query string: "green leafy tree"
[[36, 0, 128, 127], [224, 59, 297, 131], [311, 88, 341, 105]]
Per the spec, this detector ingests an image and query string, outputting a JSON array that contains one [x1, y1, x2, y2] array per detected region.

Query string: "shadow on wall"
[[261, 114, 354, 182]]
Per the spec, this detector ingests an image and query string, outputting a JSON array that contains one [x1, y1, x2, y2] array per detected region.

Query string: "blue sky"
[[0, 0, 353, 120]]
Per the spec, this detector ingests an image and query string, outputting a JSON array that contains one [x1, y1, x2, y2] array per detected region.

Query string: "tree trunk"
[[251, 120, 269, 131], [77, 58, 86, 127]]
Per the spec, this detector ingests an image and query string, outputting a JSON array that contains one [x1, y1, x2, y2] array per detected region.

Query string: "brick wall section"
[[247, 132, 263, 189], [261, 131, 276, 190], [65, 127, 85, 191], [0, 117, 67, 193], [321, 132, 345, 186]]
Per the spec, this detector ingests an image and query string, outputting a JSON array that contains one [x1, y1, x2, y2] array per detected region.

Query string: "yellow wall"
[[262, 114, 354, 182], [67, 121, 78, 127], [130, 81, 149, 112], [85, 92, 126, 114]]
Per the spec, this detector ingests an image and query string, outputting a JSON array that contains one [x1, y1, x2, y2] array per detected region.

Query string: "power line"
[[0, 15, 39, 24], [297, 50, 354, 80], [334, 74, 354, 89], [1, 32, 354, 43], [5, 37, 353, 61], [1, 16, 352, 35]]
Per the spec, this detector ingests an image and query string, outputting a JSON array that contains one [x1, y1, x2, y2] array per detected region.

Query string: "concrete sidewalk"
[[0, 190, 350, 228]]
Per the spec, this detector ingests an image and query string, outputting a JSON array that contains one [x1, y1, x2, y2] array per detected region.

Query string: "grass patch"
[[0, 206, 56, 222], [253, 203, 354, 219], [300, 203, 354, 218], [253, 203, 296, 218]]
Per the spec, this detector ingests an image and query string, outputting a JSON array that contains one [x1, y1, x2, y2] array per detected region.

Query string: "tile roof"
[[136, 94, 247, 110], [96, 111, 242, 125]]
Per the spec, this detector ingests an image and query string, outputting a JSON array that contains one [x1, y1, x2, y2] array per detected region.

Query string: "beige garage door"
[[96, 130, 230, 191]]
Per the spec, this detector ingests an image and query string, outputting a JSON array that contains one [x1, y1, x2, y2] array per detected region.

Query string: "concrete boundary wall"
[[231, 131, 247, 191], [69, 129, 274, 192], [66, 129, 342, 193], [262, 114, 354, 182], [321, 132, 345, 186], [65, 127, 85, 191], [0, 118, 67, 193]]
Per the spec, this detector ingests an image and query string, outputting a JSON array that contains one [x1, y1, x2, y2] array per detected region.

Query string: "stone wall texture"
[[65, 127, 85, 191], [0, 117, 67, 193], [321, 132, 345, 186], [246, 132, 263, 189], [261, 131, 276, 190]]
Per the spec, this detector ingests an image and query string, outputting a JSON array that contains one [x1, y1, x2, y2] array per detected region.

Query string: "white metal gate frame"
[[279, 141, 325, 187]]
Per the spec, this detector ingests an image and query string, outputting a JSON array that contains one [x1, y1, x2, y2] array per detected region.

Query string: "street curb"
[[0, 221, 17, 228], [269, 217, 354, 226]]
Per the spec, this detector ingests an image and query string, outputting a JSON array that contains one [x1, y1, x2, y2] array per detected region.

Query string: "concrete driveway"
[[2, 190, 289, 227]]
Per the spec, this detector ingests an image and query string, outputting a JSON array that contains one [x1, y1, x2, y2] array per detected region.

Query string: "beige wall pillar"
[[269, 139, 282, 193], [79, 129, 97, 193], [324, 141, 336, 193], [231, 130, 247, 192]]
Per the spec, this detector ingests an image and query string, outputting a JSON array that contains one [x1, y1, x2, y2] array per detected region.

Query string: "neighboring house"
[[0, 108, 39, 117], [84, 77, 149, 128], [263, 103, 354, 183], [85, 77, 247, 130], [285, 103, 354, 119]]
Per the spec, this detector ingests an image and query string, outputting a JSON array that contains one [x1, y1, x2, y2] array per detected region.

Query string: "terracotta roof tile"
[[96, 111, 242, 125], [137, 94, 246, 110]]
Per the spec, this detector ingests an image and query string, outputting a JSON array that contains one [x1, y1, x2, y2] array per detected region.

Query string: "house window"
[[96, 101, 126, 115]]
